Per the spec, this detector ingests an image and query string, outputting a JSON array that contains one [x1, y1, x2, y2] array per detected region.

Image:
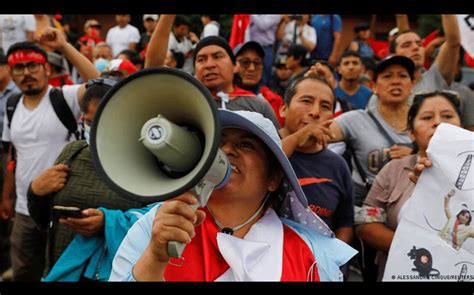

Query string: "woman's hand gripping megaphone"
[[140, 115, 231, 258]]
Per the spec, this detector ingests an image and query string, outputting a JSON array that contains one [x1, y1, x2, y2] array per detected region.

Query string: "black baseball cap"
[[354, 22, 370, 33], [374, 55, 415, 81], [0, 52, 7, 65], [233, 41, 265, 59], [286, 44, 307, 58]]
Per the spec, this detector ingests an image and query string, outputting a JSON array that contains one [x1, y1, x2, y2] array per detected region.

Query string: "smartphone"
[[53, 205, 85, 218], [289, 15, 303, 21]]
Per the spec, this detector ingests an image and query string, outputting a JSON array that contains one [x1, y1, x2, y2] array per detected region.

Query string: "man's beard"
[[23, 86, 44, 96]]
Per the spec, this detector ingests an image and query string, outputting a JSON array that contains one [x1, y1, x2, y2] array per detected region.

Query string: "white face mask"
[[83, 123, 91, 145]]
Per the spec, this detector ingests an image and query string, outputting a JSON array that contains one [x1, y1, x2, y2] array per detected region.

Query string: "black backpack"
[[5, 88, 81, 166], [6, 88, 81, 142]]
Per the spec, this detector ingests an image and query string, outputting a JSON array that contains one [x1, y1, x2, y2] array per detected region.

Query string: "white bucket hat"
[[218, 109, 335, 238]]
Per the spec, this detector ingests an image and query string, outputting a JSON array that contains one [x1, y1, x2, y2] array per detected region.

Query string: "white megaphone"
[[90, 67, 231, 258]]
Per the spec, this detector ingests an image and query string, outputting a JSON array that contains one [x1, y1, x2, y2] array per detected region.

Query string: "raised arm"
[[276, 15, 290, 42], [434, 15, 461, 86], [443, 189, 455, 220], [395, 14, 410, 31], [299, 26, 316, 52], [369, 15, 376, 39], [39, 27, 99, 81], [145, 15, 176, 68], [38, 27, 100, 102]]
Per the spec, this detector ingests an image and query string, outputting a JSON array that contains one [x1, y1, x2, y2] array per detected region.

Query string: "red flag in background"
[[229, 15, 250, 49]]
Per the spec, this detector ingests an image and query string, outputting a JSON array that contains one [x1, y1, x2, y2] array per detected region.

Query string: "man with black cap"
[[234, 41, 284, 126], [145, 15, 280, 129], [348, 22, 375, 59], [285, 44, 310, 87]]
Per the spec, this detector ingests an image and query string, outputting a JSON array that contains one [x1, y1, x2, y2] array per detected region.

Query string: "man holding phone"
[[275, 14, 317, 66]]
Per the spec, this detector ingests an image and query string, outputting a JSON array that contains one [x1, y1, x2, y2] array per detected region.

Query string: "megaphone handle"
[[167, 180, 215, 258]]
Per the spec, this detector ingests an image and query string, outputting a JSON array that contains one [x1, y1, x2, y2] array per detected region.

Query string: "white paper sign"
[[457, 15, 474, 57], [383, 124, 474, 281]]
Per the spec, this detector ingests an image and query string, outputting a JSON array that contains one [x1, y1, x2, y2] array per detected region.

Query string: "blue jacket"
[[44, 205, 153, 282]]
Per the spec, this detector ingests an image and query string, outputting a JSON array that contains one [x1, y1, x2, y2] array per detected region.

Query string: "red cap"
[[109, 59, 137, 76]]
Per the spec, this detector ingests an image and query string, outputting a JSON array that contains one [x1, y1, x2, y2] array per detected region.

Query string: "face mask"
[[83, 123, 91, 145], [94, 58, 110, 72]]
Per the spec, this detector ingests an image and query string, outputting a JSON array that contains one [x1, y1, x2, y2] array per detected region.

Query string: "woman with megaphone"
[[109, 110, 356, 282]]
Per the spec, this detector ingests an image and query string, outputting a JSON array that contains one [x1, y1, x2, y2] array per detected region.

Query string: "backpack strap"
[[49, 88, 81, 141], [5, 93, 23, 166], [6, 92, 22, 130]]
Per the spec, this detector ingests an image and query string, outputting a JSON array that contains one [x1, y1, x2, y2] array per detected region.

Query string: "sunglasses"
[[413, 89, 461, 103], [237, 58, 263, 70]]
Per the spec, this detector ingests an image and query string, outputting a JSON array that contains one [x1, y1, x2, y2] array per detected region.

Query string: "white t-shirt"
[[168, 33, 194, 75], [276, 21, 317, 62], [201, 21, 220, 38], [106, 24, 140, 57], [2, 85, 82, 216], [0, 15, 36, 52]]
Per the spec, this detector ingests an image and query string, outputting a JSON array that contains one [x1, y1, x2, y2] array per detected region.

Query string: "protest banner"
[[384, 124, 474, 281]]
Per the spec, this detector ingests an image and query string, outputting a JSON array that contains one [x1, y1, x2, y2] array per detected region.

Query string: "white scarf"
[[215, 208, 284, 281]]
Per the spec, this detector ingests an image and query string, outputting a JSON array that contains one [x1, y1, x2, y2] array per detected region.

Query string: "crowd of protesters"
[[0, 13, 472, 282]]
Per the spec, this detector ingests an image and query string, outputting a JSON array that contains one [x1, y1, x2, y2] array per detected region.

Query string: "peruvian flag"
[[457, 15, 474, 65]]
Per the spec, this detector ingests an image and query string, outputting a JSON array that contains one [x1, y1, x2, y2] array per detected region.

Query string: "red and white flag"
[[457, 15, 474, 57]]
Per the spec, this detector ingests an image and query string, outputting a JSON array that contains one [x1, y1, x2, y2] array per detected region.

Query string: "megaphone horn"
[[90, 67, 231, 258]]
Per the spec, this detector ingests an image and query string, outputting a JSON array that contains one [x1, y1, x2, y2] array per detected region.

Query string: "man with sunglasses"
[[234, 41, 284, 126], [0, 27, 99, 281]]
